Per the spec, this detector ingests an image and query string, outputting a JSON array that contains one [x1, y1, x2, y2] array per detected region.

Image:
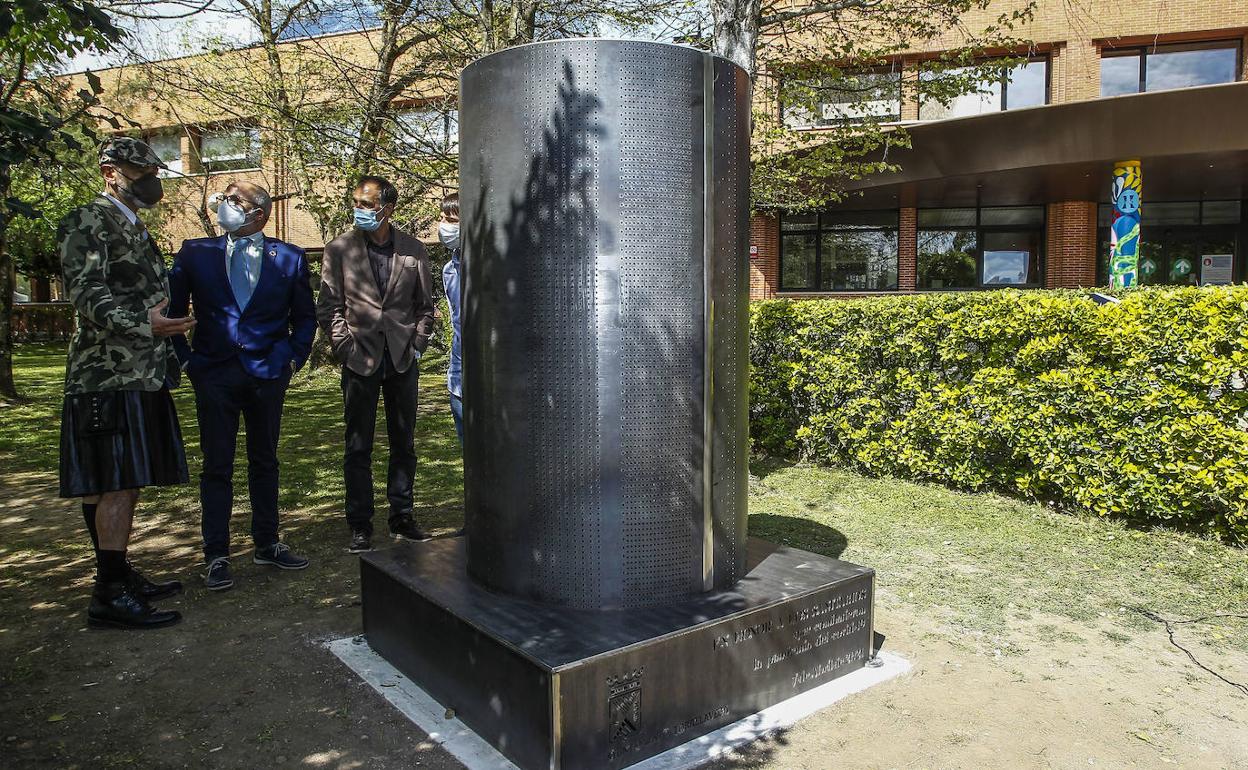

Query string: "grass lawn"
[[2, 343, 1246, 768], [0, 342, 465, 535]]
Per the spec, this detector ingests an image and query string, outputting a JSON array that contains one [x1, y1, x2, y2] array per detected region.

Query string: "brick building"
[[749, 0, 1248, 299], [62, 28, 456, 260]]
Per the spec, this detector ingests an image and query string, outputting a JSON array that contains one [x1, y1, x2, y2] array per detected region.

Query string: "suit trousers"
[[342, 354, 419, 535], [192, 358, 290, 561]]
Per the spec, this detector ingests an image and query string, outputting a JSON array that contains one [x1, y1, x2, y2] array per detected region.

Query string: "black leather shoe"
[[126, 562, 182, 602], [87, 581, 181, 630], [391, 518, 432, 542], [348, 531, 372, 553]]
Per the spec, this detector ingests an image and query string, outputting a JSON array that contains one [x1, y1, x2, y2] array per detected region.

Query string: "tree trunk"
[[710, 0, 761, 79], [0, 164, 19, 401]]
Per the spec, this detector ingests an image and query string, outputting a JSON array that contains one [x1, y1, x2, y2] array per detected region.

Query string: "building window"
[[145, 133, 183, 177], [1097, 200, 1243, 286], [1100, 41, 1241, 97], [779, 210, 898, 291], [396, 108, 459, 154], [918, 57, 1048, 121], [917, 206, 1045, 289], [782, 67, 902, 128], [199, 127, 261, 173]]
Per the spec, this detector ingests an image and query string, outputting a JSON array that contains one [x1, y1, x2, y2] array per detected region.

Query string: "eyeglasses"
[[209, 192, 258, 212]]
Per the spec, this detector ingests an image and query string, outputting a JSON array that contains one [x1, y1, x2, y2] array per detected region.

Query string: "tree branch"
[[760, 0, 881, 27]]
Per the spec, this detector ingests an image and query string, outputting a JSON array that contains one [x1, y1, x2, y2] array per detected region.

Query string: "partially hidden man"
[[58, 137, 196, 630], [167, 181, 317, 591], [317, 176, 437, 553]]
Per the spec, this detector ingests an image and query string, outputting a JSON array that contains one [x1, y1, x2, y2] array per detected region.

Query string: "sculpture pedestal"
[[360, 538, 875, 770]]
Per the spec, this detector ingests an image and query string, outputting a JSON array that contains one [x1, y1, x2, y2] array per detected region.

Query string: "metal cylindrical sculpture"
[[459, 39, 750, 610]]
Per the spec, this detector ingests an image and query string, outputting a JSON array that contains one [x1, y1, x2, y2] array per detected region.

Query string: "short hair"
[[357, 175, 398, 207], [225, 182, 272, 216], [441, 192, 459, 219]]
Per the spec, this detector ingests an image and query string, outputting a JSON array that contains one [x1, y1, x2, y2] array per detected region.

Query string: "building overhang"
[[832, 81, 1248, 210]]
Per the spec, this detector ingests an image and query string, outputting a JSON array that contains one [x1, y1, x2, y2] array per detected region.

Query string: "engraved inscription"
[[607, 668, 644, 760], [713, 585, 872, 689]]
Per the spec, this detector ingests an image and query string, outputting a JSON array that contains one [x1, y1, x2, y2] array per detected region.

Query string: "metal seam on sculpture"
[[868, 570, 877, 660], [549, 670, 562, 770], [702, 52, 716, 593]]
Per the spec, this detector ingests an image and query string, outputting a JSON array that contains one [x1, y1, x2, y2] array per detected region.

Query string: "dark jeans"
[[342, 356, 419, 535], [192, 358, 290, 561], [449, 392, 464, 444]]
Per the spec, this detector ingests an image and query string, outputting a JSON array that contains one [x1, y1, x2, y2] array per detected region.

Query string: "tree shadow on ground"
[[748, 454, 796, 483], [748, 512, 848, 560]]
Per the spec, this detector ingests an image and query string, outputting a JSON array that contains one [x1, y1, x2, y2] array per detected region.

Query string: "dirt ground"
[[2, 470, 1246, 770]]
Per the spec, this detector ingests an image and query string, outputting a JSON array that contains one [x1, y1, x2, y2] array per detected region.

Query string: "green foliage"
[[6, 141, 99, 277], [0, 0, 122, 173], [750, 287, 1248, 542]]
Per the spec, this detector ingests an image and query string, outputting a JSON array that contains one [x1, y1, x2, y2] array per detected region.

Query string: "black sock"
[[97, 549, 129, 584], [82, 503, 100, 553]]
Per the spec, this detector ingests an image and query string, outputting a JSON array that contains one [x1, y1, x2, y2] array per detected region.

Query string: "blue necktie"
[[229, 238, 253, 309]]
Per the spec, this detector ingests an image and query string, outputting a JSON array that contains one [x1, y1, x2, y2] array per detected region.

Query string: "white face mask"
[[438, 221, 460, 251], [217, 200, 251, 234]]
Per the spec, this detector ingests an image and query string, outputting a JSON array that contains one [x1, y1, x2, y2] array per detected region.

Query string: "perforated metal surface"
[[460, 39, 749, 610]]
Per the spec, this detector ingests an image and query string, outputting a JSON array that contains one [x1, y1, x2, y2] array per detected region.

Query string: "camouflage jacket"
[[58, 197, 180, 394]]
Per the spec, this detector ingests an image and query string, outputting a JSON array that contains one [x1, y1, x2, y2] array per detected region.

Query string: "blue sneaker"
[[204, 557, 234, 591], [253, 542, 309, 570]]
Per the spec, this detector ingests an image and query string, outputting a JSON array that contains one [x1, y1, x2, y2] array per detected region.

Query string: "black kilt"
[[58, 388, 189, 498]]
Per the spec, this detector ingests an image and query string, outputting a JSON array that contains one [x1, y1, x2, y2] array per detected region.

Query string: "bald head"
[[225, 181, 272, 237]]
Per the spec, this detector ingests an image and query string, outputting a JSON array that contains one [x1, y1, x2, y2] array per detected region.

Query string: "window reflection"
[[782, 69, 902, 128], [781, 234, 817, 289], [1147, 45, 1239, 91], [1100, 54, 1141, 96], [1005, 60, 1047, 108], [918, 206, 1045, 289], [919, 58, 1048, 120], [779, 211, 899, 291], [1100, 42, 1240, 97], [917, 230, 978, 289], [820, 229, 899, 290], [982, 232, 1041, 285]]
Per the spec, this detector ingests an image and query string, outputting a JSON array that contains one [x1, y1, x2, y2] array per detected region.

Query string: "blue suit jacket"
[[168, 235, 317, 379]]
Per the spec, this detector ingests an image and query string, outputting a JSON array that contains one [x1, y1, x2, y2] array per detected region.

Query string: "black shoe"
[[390, 518, 432, 542], [87, 581, 181, 630], [204, 557, 234, 591], [253, 542, 309, 570], [348, 531, 373, 553], [126, 562, 182, 602]]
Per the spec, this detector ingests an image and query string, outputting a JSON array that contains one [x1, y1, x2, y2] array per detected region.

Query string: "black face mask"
[[118, 171, 164, 207]]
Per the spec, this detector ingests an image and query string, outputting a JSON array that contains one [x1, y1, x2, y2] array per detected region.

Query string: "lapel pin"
[[269, 250, 277, 257]]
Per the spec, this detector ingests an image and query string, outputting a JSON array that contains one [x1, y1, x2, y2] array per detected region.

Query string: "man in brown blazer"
[[317, 176, 437, 552]]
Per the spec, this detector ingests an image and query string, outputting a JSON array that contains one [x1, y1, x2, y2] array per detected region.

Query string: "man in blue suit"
[[168, 181, 316, 591]]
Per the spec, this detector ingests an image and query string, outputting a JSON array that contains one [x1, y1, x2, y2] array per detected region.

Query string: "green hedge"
[[750, 287, 1248, 542]]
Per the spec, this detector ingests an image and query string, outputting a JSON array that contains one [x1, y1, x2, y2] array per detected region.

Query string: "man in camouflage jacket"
[[58, 137, 197, 630]]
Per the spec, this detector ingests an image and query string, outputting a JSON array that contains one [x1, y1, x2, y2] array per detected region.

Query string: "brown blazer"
[[316, 226, 436, 376]]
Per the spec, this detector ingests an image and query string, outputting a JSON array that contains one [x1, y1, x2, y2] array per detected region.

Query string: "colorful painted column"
[[1109, 160, 1142, 288]]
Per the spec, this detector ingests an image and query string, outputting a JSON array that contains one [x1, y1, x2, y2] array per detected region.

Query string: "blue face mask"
[[354, 207, 384, 232]]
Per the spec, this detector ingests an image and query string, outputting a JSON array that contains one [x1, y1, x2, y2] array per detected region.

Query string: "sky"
[[66, 2, 260, 73]]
